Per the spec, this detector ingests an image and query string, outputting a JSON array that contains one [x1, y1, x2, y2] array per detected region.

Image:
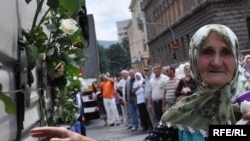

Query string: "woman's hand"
[[148, 103, 152, 112], [181, 87, 191, 94], [30, 126, 96, 141], [162, 106, 166, 113], [242, 112, 250, 125], [96, 91, 101, 95], [243, 112, 250, 120], [122, 98, 127, 105]]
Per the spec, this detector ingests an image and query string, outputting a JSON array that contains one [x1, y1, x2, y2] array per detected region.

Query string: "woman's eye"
[[201, 48, 214, 55], [221, 49, 232, 56]]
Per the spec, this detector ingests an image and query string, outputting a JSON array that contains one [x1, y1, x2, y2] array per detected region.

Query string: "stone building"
[[141, 0, 250, 66], [129, 0, 150, 72]]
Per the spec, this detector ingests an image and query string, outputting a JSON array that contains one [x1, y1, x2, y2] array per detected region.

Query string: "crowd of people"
[[30, 24, 250, 141], [90, 60, 198, 133]]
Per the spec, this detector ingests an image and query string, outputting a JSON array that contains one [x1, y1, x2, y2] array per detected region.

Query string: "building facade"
[[116, 19, 131, 43], [128, 0, 150, 72], [141, 0, 250, 66]]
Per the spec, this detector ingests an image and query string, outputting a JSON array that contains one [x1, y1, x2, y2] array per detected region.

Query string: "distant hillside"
[[98, 40, 118, 48]]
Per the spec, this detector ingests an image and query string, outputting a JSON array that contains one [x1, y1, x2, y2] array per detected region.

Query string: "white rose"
[[59, 19, 79, 35], [236, 100, 250, 125]]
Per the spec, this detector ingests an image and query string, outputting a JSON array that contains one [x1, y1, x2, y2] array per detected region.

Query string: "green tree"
[[107, 43, 123, 77], [106, 38, 131, 77], [120, 38, 131, 69], [98, 38, 131, 77]]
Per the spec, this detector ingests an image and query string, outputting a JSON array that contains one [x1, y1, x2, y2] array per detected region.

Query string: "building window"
[[181, 37, 186, 60], [246, 16, 250, 44], [163, 45, 167, 60], [143, 43, 147, 52], [186, 34, 190, 46], [167, 44, 171, 64], [161, 47, 164, 64], [152, 51, 155, 64], [186, 0, 195, 11], [158, 48, 161, 64]]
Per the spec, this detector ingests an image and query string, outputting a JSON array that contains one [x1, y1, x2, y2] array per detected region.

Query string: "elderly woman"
[[145, 24, 245, 141], [133, 72, 153, 131]]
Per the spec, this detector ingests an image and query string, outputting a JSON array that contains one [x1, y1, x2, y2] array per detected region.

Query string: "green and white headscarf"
[[161, 24, 240, 137]]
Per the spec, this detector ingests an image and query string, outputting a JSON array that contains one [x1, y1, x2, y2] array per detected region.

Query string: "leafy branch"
[[16, 0, 87, 124]]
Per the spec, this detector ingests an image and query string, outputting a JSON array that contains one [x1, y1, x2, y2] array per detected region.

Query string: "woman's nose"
[[211, 54, 223, 67]]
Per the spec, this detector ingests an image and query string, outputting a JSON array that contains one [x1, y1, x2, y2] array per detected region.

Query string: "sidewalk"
[[121, 134, 147, 141], [86, 119, 149, 141]]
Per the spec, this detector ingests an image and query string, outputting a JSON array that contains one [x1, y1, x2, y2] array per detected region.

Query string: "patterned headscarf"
[[161, 24, 240, 137]]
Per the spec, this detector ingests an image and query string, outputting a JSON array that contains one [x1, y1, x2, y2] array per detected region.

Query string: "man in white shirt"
[[117, 70, 132, 128], [148, 63, 168, 122]]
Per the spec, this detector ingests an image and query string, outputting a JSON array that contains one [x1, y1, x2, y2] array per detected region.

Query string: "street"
[[85, 119, 149, 141]]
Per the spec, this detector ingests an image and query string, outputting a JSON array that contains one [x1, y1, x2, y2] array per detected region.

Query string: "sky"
[[85, 0, 132, 41]]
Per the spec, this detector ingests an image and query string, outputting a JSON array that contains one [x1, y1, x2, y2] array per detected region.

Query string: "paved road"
[[85, 119, 149, 141]]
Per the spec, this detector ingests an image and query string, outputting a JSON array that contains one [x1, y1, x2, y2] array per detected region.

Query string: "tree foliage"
[[98, 44, 108, 73], [120, 38, 131, 69], [99, 38, 131, 77]]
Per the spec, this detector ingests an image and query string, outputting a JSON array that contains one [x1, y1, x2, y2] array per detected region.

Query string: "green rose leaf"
[[64, 64, 80, 75], [59, 0, 79, 13], [36, 31, 48, 41], [0, 92, 16, 114], [46, 23, 58, 32], [18, 28, 30, 45], [47, 47, 55, 56], [67, 29, 81, 43], [78, 33, 87, 48], [18, 28, 25, 42], [26, 44, 39, 68]]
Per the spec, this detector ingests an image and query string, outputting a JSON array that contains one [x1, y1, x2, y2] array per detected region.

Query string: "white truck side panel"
[[0, 0, 19, 140], [0, 1, 50, 140]]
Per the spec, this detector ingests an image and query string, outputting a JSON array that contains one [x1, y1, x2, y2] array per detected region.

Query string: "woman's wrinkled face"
[[198, 31, 235, 89], [184, 65, 191, 76]]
